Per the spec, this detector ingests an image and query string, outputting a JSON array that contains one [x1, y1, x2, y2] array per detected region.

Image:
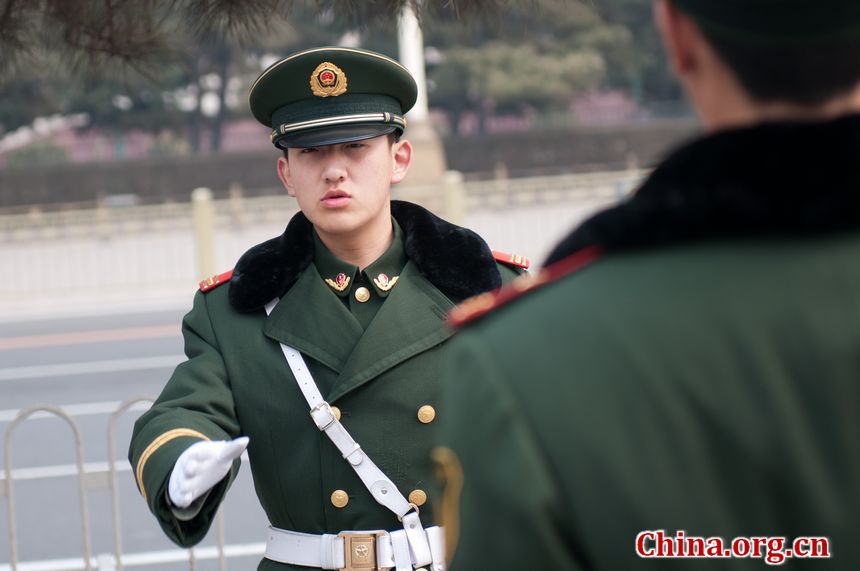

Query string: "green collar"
[[314, 233, 357, 298], [314, 219, 407, 299]]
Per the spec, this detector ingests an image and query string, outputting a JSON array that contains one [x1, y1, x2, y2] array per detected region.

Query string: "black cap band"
[[271, 94, 406, 148]]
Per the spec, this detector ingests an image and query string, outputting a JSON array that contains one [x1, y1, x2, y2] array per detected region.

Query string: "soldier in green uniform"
[[128, 47, 526, 571], [438, 1, 860, 569]]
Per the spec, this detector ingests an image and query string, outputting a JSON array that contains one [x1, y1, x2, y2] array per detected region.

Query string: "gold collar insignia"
[[373, 273, 399, 292], [325, 272, 351, 292]]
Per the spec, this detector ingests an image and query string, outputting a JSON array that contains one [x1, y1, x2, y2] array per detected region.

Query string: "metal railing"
[[0, 169, 643, 317], [4, 406, 93, 570], [1, 399, 255, 571], [0, 170, 642, 241], [0, 170, 642, 317]]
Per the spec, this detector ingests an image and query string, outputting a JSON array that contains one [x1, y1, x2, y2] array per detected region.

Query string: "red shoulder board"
[[492, 250, 530, 270], [199, 269, 234, 292], [448, 246, 603, 328]]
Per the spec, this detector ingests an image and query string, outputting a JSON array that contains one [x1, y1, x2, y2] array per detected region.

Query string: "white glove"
[[168, 436, 249, 509]]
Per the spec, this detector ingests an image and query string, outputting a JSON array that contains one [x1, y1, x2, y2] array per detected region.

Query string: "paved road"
[[0, 309, 267, 570]]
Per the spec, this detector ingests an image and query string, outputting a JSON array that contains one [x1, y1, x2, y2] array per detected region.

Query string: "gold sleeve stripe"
[[135, 428, 210, 503]]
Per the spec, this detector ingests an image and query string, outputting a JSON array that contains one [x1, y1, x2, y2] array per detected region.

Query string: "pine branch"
[[0, 0, 525, 81]]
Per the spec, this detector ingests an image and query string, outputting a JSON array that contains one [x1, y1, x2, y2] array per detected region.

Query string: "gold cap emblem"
[[310, 62, 348, 97]]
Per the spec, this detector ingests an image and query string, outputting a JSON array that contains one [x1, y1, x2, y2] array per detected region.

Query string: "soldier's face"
[[277, 135, 412, 238]]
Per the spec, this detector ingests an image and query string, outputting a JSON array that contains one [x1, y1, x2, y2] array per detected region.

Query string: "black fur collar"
[[546, 114, 860, 265], [229, 200, 501, 312]]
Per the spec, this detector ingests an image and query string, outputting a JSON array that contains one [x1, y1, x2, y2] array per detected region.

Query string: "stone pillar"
[[397, 4, 447, 194], [191, 187, 216, 280], [442, 170, 466, 225]]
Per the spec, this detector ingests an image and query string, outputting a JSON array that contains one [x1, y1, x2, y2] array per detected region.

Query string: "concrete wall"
[[445, 119, 698, 178]]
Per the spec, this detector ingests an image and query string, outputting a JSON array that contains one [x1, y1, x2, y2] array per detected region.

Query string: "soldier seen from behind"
[[437, 1, 860, 569]]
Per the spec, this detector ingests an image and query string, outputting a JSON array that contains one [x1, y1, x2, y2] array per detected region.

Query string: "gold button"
[[331, 490, 349, 508], [354, 287, 371, 303], [417, 405, 436, 424], [331, 406, 341, 421], [408, 489, 427, 506]]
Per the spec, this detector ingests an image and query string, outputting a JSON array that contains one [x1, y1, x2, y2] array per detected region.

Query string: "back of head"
[[671, 0, 860, 104]]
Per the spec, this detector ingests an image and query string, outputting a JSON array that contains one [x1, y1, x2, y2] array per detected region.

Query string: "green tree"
[[0, 2, 361, 152], [0, 72, 68, 134], [597, 0, 682, 103], [4, 142, 68, 167], [0, 1, 680, 153], [423, 0, 634, 132], [430, 42, 604, 130]]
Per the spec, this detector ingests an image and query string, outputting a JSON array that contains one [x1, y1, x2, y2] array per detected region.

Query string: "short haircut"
[[701, 31, 860, 105]]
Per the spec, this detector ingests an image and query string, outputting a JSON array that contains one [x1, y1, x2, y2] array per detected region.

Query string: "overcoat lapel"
[[328, 261, 456, 402], [263, 264, 363, 373]]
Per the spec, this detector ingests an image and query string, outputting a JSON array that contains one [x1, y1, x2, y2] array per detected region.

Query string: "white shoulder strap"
[[264, 299, 434, 569]]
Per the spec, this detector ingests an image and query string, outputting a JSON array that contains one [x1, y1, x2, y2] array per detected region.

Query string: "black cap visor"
[[276, 123, 400, 149]]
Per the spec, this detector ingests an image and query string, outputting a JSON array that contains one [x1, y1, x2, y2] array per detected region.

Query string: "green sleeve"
[[128, 290, 241, 547], [438, 332, 582, 571]]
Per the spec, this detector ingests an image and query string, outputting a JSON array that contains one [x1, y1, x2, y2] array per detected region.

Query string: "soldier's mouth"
[[321, 190, 351, 208]]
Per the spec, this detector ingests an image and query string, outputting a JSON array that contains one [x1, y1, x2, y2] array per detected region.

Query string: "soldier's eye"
[[300, 147, 319, 154]]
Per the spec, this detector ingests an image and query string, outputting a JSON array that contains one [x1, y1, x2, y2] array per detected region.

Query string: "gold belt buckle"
[[338, 531, 387, 571]]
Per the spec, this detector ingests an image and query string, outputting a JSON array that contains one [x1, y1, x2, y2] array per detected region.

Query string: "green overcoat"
[[438, 116, 860, 570], [129, 200, 522, 569]]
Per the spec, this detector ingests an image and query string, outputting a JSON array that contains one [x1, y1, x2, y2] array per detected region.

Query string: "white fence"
[[1, 400, 262, 571], [1, 170, 642, 320], [0, 397, 265, 571]]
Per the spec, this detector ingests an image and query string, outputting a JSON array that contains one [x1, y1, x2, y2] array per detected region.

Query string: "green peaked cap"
[[249, 47, 418, 149], [672, 0, 860, 43]]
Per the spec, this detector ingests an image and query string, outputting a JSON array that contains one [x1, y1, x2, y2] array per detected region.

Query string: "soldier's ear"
[[277, 156, 296, 197], [654, 0, 697, 77], [390, 139, 413, 184]]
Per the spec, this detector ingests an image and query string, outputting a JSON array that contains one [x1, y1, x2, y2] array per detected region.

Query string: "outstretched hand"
[[168, 436, 249, 509]]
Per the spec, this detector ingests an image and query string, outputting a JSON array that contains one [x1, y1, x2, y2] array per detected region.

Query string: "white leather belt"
[[265, 525, 446, 571]]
